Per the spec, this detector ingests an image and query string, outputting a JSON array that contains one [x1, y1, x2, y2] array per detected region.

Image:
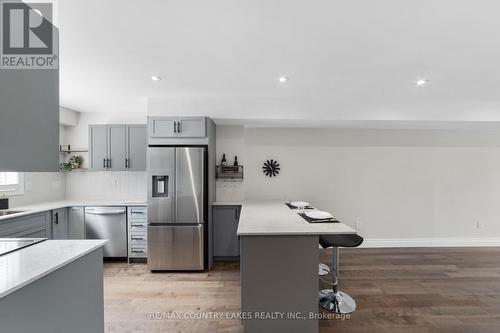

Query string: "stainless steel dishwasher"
[[85, 207, 127, 258]]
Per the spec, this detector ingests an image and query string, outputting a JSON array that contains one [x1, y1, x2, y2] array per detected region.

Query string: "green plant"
[[69, 155, 82, 167], [59, 155, 83, 172], [59, 162, 72, 172]]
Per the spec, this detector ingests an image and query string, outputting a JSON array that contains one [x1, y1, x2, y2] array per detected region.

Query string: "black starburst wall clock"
[[262, 159, 280, 177]]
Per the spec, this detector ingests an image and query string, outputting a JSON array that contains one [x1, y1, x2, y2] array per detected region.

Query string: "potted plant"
[[59, 155, 83, 172]]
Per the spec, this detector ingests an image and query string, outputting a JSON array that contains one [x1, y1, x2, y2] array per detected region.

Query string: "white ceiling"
[[59, 0, 500, 126]]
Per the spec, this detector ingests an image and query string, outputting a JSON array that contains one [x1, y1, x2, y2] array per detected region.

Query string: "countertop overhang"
[[0, 200, 146, 222], [237, 200, 357, 236], [0, 239, 107, 299]]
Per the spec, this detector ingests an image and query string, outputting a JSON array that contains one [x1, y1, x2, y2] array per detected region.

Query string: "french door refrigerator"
[[147, 146, 206, 270]]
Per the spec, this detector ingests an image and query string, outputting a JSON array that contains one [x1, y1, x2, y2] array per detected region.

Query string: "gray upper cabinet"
[[148, 117, 206, 138], [126, 125, 147, 171], [52, 208, 69, 240], [68, 206, 85, 239], [108, 125, 127, 170], [213, 205, 241, 258], [89, 125, 108, 171], [89, 124, 146, 171], [178, 118, 206, 138], [149, 117, 177, 138], [0, 60, 59, 172]]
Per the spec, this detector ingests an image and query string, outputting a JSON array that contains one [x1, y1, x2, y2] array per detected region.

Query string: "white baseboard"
[[360, 238, 500, 248]]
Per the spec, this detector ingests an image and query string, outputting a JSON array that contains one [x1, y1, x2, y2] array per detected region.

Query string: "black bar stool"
[[318, 234, 363, 314]]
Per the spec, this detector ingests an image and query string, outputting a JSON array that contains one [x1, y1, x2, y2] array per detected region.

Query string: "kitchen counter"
[[0, 239, 106, 333], [0, 239, 106, 299], [238, 200, 360, 333], [212, 201, 242, 206], [237, 199, 356, 236], [0, 199, 146, 222]]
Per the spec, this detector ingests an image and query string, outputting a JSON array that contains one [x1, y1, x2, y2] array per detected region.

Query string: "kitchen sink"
[[0, 210, 25, 216]]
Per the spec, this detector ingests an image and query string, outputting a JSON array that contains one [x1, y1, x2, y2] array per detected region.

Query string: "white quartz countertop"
[[213, 201, 242, 206], [0, 239, 106, 299], [0, 199, 146, 222], [237, 200, 357, 236]]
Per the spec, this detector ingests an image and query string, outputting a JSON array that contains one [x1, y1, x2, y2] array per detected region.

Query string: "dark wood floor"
[[104, 247, 500, 333], [320, 247, 500, 333]]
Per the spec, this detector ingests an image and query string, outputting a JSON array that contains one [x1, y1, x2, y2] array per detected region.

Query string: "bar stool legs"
[[319, 247, 356, 314]]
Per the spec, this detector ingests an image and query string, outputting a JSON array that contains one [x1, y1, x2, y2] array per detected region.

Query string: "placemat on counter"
[[298, 212, 339, 224]]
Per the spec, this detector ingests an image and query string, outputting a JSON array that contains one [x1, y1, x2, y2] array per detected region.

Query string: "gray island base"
[[238, 200, 356, 333], [241, 235, 319, 332], [0, 240, 106, 333]]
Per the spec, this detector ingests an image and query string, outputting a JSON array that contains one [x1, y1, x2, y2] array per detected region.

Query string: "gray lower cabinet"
[[128, 206, 147, 259], [213, 205, 241, 260], [89, 124, 147, 171], [0, 212, 51, 238], [68, 206, 85, 239], [52, 208, 69, 239]]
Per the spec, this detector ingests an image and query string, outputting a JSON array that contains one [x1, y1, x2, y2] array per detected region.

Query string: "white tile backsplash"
[[9, 172, 66, 207], [65, 171, 147, 201], [216, 181, 245, 201]]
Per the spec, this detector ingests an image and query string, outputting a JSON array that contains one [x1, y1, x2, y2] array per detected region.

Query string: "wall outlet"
[[355, 221, 361, 230], [25, 181, 32, 192]]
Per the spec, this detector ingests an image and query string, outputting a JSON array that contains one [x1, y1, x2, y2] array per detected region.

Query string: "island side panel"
[[240, 235, 319, 333], [0, 248, 104, 333]]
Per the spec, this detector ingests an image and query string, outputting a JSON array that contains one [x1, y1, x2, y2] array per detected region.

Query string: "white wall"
[[216, 125, 500, 244], [215, 125, 246, 201]]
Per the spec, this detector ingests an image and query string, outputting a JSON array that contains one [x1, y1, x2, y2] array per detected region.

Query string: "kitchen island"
[[237, 200, 356, 333], [0, 239, 107, 333]]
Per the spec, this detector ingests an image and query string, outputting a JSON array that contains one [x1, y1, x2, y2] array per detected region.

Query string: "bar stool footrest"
[[319, 289, 356, 314]]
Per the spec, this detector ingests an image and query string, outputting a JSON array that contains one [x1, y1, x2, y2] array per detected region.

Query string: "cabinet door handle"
[[177, 121, 181, 133], [125, 158, 129, 168], [173, 121, 177, 133], [131, 237, 146, 241], [54, 212, 59, 224], [131, 250, 145, 253], [107, 159, 111, 168], [103, 158, 106, 168], [131, 223, 144, 227]]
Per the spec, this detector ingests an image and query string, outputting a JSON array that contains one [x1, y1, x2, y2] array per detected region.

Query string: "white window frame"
[[0, 172, 25, 197]]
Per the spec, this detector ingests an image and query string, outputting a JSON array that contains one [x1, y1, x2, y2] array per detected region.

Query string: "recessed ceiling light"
[[151, 75, 162, 81], [278, 76, 289, 83], [415, 78, 428, 87]]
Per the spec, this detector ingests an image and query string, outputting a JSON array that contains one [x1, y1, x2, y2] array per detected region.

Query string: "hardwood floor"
[[104, 247, 500, 333]]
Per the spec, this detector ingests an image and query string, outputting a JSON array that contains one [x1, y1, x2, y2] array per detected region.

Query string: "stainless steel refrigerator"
[[147, 146, 206, 270]]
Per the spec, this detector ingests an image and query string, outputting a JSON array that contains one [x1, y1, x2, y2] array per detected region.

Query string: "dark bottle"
[[234, 156, 239, 166], [221, 153, 227, 166]]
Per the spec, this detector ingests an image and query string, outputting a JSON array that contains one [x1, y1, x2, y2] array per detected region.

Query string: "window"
[[0, 172, 24, 196]]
